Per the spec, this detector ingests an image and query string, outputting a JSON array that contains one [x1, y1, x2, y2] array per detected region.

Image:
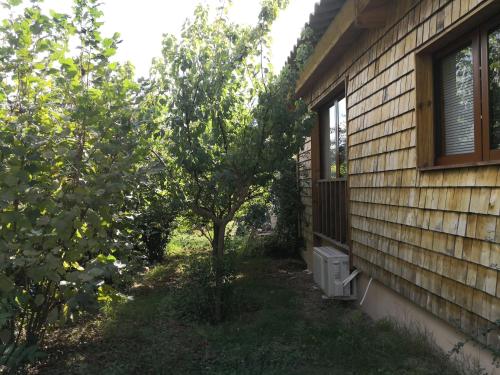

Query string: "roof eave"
[[296, 0, 390, 99]]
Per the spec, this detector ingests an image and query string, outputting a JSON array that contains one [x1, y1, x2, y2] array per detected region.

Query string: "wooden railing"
[[316, 178, 348, 245]]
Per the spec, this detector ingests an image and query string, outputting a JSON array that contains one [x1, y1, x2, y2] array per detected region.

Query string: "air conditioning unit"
[[313, 246, 352, 298]]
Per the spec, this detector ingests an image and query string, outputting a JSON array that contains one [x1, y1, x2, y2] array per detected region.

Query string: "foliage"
[[147, 0, 315, 322], [449, 319, 500, 373], [171, 252, 237, 324], [232, 24, 321, 260], [268, 158, 303, 258], [241, 25, 319, 260], [167, 228, 212, 254], [126, 167, 179, 264], [0, 0, 145, 369], [167, 232, 241, 324], [244, 233, 295, 259], [235, 199, 271, 236], [28, 251, 465, 375]]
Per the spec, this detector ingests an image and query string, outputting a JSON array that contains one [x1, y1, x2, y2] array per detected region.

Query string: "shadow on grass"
[[32, 253, 466, 375]]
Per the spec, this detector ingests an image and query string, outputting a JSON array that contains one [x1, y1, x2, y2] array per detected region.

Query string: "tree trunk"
[[212, 220, 226, 323]]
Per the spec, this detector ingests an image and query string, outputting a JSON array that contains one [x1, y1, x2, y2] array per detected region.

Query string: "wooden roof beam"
[[355, 0, 390, 28], [296, 0, 390, 98]]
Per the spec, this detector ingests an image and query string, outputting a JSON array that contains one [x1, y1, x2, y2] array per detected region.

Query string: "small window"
[[319, 92, 347, 179], [416, 12, 500, 168]]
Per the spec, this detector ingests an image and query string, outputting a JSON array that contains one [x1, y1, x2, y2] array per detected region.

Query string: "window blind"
[[440, 46, 475, 155]]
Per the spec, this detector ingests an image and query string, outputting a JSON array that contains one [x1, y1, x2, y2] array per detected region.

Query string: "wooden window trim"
[[419, 159, 500, 172], [481, 14, 500, 161], [416, 7, 500, 170]]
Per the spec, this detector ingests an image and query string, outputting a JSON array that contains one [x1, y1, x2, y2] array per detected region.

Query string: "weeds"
[[170, 253, 237, 323], [27, 233, 465, 375]]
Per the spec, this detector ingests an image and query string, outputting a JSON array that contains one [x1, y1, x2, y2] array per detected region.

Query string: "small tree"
[[149, 1, 314, 322]]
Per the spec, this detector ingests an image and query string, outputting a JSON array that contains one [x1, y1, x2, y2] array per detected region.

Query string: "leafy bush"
[[267, 158, 304, 258], [235, 201, 271, 236], [235, 159, 304, 259], [232, 158, 305, 259], [172, 253, 236, 323], [125, 169, 179, 264], [0, 1, 145, 370]]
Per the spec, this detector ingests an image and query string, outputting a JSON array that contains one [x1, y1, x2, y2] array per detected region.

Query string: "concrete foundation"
[[357, 273, 499, 375], [304, 244, 498, 373]]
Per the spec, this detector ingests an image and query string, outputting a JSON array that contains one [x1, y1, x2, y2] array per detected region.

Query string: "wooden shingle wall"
[[298, 0, 500, 346]]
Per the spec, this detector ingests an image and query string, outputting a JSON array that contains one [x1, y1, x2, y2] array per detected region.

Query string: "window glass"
[[320, 94, 347, 178], [440, 45, 475, 155], [338, 97, 347, 177], [489, 25, 500, 150], [329, 105, 337, 178], [319, 107, 331, 179]]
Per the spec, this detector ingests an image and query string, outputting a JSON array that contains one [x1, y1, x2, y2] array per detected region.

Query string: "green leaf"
[[71, 261, 84, 271], [103, 47, 116, 58], [96, 254, 116, 264]]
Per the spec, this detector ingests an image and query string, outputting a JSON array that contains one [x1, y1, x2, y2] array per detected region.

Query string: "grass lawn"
[[29, 238, 466, 375]]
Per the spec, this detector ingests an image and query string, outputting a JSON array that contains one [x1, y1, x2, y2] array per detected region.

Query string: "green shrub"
[[0, 1, 144, 370], [234, 158, 305, 259], [235, 201, 271, 236], [171, 253, 236, 323], [268, 158, 304, 258], [126, 169, 179, 265], [244, 233, 301, 259]]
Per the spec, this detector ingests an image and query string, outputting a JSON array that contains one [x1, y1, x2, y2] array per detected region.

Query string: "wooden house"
[[295, 0, 500, 369]]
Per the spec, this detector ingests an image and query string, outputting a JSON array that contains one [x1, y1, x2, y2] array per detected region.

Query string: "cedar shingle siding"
[[298, 0, 500, 347]]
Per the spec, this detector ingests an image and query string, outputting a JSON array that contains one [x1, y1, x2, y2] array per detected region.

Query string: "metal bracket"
[[342, 269, 361, 287]]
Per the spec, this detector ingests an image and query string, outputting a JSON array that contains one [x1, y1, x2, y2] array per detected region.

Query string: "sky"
[[2, 0, 319, 78]]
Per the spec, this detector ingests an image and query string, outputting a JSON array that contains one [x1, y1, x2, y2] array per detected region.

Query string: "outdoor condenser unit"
[[313, 246, 353, 298]]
